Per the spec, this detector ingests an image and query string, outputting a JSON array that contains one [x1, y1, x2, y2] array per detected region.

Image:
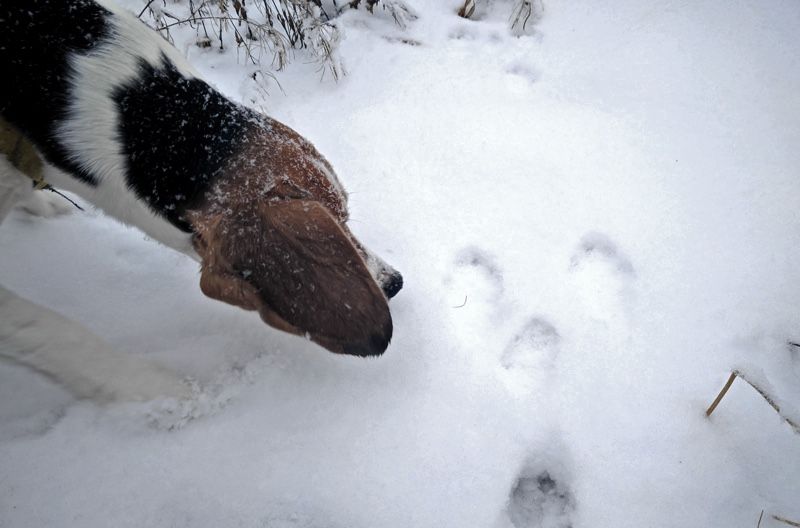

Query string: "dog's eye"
[[191, 232, 207, 251]]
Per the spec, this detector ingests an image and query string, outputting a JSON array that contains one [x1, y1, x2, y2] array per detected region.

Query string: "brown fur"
[[188, 120, 393, 356]]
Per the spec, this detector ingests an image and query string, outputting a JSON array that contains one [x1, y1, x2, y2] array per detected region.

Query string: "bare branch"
[[705, 370, 800, 435]]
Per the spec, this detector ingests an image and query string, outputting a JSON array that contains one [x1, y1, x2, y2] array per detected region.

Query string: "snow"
[[2, 0, 800, 526]]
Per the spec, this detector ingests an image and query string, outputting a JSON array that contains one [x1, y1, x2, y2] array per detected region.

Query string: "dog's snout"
[[382, 270, 403, 299]]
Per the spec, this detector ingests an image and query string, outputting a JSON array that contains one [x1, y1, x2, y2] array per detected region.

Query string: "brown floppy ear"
[[197, 200, 392, 357]]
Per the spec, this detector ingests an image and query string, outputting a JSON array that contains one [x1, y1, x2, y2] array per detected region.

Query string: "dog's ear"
[[195, 200, 392, 356]]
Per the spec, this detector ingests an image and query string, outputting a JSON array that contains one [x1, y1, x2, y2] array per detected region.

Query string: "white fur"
[[1, 155, 72, 219], [52, 0, 198, 257], [18, 190, 75, 218]]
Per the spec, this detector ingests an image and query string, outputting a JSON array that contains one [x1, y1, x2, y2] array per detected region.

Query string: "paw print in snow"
[[505, 62, 539, 94], [502, 317, 560, 371], [507, 466, 574, 528], [569, 232, 634, 275], [568, 232, 635, 323], [448, 246, 505, 303]]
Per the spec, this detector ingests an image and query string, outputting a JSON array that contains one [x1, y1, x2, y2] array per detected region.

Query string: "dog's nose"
[[382, 270, 403, 299]]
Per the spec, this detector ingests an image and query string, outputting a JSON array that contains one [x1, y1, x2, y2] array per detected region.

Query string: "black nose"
[[382, 271, 403, 299]]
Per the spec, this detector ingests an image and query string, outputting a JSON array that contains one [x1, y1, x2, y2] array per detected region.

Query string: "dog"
[[0, 0, 402, 401]]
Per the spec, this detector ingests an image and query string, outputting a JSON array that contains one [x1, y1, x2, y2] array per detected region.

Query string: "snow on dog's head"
[[187, 119, 401, 357]]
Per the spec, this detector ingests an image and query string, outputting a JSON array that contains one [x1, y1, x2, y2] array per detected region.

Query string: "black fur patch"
[[1, 1, 260, 232], [0, 0, 110, 185], [113, 55, 256, 231]]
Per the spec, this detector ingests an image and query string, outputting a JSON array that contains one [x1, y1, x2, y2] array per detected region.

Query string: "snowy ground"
[[2, 0, 800, 526]]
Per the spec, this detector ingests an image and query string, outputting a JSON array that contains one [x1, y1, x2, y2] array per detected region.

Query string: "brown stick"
[[773, 515, 800, 528], [706, 370, 800, 435], [706, 372, 737, 417]]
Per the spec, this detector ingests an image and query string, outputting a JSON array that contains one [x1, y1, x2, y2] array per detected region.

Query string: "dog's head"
[[187, 119, 402, 357]]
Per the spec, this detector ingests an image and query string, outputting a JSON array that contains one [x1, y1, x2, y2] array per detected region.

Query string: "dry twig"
[[773, 515, 800, 528], [140, 0, 343, 85], [705, 370, 800, 435], [706, 372, 738, 417]]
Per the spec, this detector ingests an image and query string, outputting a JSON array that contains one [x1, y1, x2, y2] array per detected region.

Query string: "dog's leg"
[[0, 147, 73, 219], [17, 190, 75, 218], [0, 155, 28, 223], [0, 285, 190, 403]]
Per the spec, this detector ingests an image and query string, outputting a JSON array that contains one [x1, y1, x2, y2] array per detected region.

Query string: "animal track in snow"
[[570, 232, 635, 275], [448, 246, 505, 303], [501, 317, 560, 371], [506, 463, 575, 528], [448, 24, 479, 41], [568, 232, 635, 323], [505, 62, 540, 90], [260, 509, 339, 528]]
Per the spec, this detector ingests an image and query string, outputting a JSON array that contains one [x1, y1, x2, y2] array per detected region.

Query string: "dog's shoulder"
[[1, 0, 259, 237]]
